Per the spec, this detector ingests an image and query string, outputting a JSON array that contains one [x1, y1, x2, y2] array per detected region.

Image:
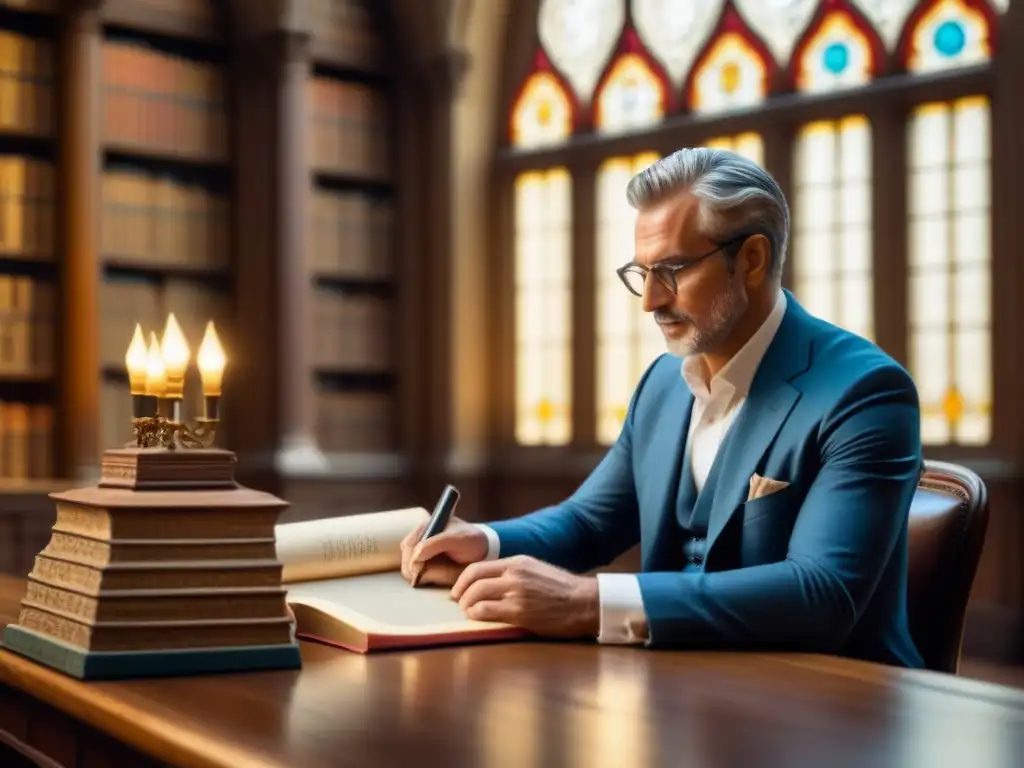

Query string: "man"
[[401, 147, 925, 668]]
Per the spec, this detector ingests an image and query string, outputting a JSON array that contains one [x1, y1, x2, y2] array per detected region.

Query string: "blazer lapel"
[[640, 378, 693, 570], [703, 297, 813, 559]]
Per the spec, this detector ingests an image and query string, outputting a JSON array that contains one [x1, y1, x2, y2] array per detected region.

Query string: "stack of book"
[[2, 447, 302, 680]]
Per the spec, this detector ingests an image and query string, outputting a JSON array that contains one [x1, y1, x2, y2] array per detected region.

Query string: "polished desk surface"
[[0, 575, 1022, 768]]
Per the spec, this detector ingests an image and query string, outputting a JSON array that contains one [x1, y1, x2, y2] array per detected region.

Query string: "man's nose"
[[642, 275, 672, 313]]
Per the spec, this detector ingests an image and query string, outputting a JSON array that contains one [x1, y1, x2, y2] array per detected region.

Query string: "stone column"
[[272, 31, 325, 473], [58, 2, 101, 481]]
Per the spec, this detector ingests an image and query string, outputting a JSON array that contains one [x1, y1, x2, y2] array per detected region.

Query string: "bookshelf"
[[307, 0, 397, 458], [0, 4, 56, 481], [97, 14, 232, 456]]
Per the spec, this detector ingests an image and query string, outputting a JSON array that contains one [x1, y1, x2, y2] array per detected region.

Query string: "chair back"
[[906, 459, 989, 674]]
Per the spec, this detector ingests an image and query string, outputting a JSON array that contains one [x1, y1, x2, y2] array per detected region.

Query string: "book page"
[[275, 507, 428, 584], [286, 571, 470, 628]]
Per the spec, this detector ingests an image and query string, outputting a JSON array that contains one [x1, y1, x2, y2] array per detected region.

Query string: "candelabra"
[[124, 314, 227, 450]]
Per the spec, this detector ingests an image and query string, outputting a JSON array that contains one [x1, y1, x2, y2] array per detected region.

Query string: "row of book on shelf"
[[309, 0, 385, 69], [102, 41, 229, 160], [0, 274, 53, 377], [101, 169, 230, 270], [0, 23, 395, 165], [0, 400, 51, 480], [0, 157, 54, 260], [310, 191, 393, 278], [312, 288, 393, 371], [0, 30, 53, 135], [309, 77, 391, 179]]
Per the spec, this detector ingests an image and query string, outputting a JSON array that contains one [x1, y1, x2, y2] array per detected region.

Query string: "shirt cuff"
[[475, 523, 500, 560], [596, 573, 648, 645]]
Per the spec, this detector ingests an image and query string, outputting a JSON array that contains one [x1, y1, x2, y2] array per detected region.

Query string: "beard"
[[654, 278, 749, 357]]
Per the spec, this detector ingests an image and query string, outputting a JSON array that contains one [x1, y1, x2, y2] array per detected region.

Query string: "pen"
[[410, 484, 460, 588]]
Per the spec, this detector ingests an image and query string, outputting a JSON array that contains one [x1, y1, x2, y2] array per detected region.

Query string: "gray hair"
[[625, 147, 789, 278]]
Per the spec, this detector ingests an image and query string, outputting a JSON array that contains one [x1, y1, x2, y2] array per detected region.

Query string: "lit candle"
[[197, 321, 226, 422], [145, 331, 167, 401], [125, 324, 156, 420], [125, 324, 147, 394], [160, 313, 190, 398]]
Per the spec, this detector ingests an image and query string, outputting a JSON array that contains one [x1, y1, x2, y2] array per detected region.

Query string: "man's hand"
[[400, 516, 489, 587], [450, 555, 600, 638]]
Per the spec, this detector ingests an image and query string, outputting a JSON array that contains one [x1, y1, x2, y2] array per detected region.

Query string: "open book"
[[276, 507, 527, 653]]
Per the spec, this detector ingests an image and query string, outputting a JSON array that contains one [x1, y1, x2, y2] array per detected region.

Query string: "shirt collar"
[[680, 289, 787, 402]]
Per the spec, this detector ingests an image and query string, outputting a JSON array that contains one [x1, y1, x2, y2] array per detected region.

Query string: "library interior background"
[[0, 0, 1021, 669]]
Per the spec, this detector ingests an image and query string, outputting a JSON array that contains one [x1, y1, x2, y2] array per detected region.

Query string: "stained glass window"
[[537, 0, 626, 99], [796, 9, 876, 93], [632, 0, 724, 85], [905, 0, 991, 74], [704, 132, 764, 166], [850, 0, 919, 50], [907, 97, 991, 445], [732, 0, 818, 64], [511, 71, 574, 149], [594, 53, 666, 134], [793, 116, 874, 341], [689, 31, 769, 114], [515, 168, 573, 445], [595, 152, 663, 444]]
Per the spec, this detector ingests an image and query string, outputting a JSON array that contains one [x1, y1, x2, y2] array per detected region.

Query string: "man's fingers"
[[464, 599, 510, 624], [415, 557, 463, 586], [450, 558, 510, 600], [410, 532, 461, 565], [400, 520, 430, 581], [457, 575, 510, 610]]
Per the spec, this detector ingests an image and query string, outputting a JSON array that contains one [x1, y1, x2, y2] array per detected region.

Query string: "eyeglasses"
[[616, 234, 750, 297]]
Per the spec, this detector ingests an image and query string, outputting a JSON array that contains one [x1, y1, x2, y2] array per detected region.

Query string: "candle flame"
[[125, 324, 148, 394], [145, 331, 166, 397], [160, 312, 190, 379], [197, 321, 226, 396]]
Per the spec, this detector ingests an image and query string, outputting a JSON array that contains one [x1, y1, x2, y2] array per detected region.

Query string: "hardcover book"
[[278, 507, 526, 653]]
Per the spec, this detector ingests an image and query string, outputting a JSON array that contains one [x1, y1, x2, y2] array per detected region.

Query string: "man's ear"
[[739, 234, 772, 286]]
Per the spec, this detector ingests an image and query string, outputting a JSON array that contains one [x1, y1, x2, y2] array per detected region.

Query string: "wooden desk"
[[0, 575, 1021, 768]]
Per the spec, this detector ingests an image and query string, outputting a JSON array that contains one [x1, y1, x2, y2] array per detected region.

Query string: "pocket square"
[[748, 473, 790, 501]]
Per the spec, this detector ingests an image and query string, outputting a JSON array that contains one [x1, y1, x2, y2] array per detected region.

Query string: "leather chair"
[[906, 459, 989, 674]]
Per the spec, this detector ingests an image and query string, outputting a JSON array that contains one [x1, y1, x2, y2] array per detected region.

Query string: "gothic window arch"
[[497, 0, 1012, 460]]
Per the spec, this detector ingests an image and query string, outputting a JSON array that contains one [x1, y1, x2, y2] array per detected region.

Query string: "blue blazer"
[[489, 291, 925, 668]]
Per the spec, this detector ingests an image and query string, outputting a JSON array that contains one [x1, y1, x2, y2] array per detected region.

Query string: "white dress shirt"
[[478, 289, 788, 644]]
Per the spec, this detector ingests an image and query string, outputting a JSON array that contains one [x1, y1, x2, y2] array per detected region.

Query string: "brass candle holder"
[[125, 314, 227, 450]]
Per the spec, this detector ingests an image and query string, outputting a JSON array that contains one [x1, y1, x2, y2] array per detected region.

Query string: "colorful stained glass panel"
[[595, 152, 662, 444], [537, 0, 626, 99], [850, 0, 918, 50], [689, 32, 769, 114], [511, 72, 573, 148], [908, 97, 992, 445], [906, 0, 991, 73], [797, 10, 875, 93], [792, 116, 874, 341], [632, 0, 724, 85], [514, 169, 573, 445], [594, 54, 666, 134], [733, 0, 818, 64]]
